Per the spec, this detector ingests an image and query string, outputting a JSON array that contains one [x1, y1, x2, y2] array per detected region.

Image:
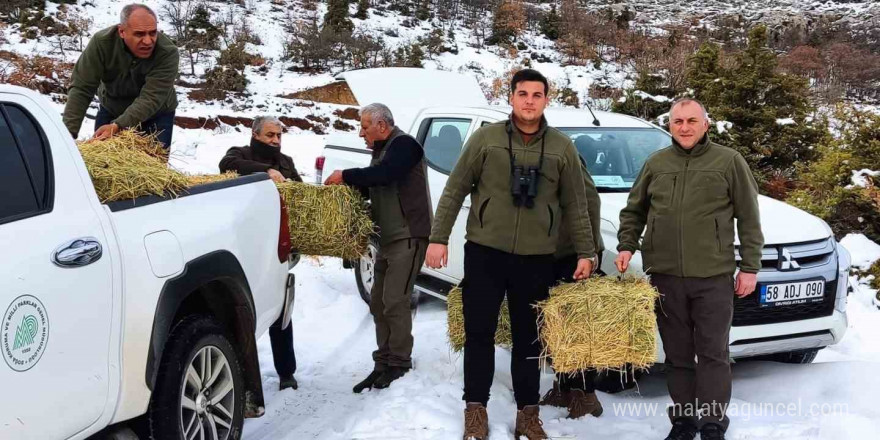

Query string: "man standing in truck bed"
[[426, 69, 597, 440], [63, 4, 179, 150], [616, 98, 764, 440]]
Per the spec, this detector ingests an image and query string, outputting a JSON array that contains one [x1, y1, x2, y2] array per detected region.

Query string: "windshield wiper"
[[596, 186, 632, 193]]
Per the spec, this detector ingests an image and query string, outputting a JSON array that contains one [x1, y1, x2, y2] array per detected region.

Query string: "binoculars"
[[511, 165, 539, 208]]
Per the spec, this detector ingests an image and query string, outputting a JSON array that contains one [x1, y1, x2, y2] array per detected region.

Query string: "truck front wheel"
[[149, 315, 245, 440]]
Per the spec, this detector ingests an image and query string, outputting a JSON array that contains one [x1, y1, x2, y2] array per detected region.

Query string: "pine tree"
[[354, 0, 369, 20], [324, 0, 354, 34], [685, 26, 823, 181], [415, 0, 430, 21], [408, 43, 424, 67], [612, 70, 677, 122], [787, 106, 880, 242], [176, 4, 222, 76], [540, 3, 560, 40]]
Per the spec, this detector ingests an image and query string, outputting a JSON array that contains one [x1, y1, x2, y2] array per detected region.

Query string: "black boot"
[[539, 380, 571, 408], [699, 423, 725, 440], [372, 366, 410, 389], [279, 374, 298, 391], [353, 370, 384, 393], [664, 418, 698, 440]]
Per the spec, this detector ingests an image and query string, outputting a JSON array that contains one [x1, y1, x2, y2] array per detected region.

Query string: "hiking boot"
[[514, 405, 548, 440], [373, 366, 410, 389], [664, 418, 698, 440], [699, 423, 725, 440], [279, 374, 298, 391], [462, 402, 489, 440], [352, 370, 383, 393], [539, 381, 571, 408], [566, 389, 603, 419]]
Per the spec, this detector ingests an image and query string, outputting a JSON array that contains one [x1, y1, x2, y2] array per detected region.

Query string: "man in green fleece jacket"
[[615, 98, 764, 440], [426, 69, 597, 440], [63, 4, 179, 150]]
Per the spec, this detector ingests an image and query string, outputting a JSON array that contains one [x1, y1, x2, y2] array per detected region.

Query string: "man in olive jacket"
[[616, 98, 764, 440], [63, 4, 179, 149], [425, 69, 597, 440], [324, 103, 432, 392]]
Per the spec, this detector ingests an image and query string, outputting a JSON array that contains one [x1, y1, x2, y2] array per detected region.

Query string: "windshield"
[[558, 127, 672, 192]]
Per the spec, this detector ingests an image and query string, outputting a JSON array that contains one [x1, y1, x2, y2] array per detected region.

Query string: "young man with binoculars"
[[426, 69, 598, 440]]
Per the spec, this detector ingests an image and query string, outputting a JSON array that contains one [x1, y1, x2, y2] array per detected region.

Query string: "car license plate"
[[759, 280, 825, 307]]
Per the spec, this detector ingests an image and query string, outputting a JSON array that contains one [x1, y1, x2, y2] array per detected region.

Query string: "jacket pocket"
[[643, 215, 656, 251], [714, 217, 721, 253], [478, 197, 491, 228], [547, 205, 555, 236], [398, 195, 407, 220]]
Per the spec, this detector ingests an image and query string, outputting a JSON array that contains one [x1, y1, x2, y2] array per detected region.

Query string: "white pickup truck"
[[0, 85, 296, 440], [317, 68, 852, 384]]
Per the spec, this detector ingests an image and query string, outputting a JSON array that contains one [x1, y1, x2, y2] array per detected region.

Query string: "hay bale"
[[276, 181, 374, 259], [537, 277, 659, 374], [78, 131, 186, 203], [185, 171, 239, 186], [446, 287, 512, 352]]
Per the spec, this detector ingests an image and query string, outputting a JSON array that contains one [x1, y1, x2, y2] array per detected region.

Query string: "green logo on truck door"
[[3, 295, 49, 372], [12, 315, 39, 350]]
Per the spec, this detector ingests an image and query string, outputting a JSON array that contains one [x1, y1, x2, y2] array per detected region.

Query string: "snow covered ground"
[[243, 250, 880, 440], [161, 131, 880, 440]]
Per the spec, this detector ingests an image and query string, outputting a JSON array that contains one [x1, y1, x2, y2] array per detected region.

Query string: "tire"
[[149, 315, 245, 440], [593, 365, 642, 393], [353, 238, 420, 309], [766, 347, 821, 364]]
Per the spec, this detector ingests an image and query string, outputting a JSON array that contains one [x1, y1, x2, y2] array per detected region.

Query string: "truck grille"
[[732, 278, 837, 326], [742, 238, 835, 271]]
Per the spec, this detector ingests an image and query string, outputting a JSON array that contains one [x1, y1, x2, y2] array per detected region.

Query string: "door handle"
[[52, 237, 103, 268]]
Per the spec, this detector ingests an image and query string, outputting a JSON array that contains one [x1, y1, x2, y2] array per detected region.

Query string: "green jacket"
[[555, 156, 604, 259], [617, 135, 764, 278], [430, 117, 596, 259], [63, 25, 179, 136]]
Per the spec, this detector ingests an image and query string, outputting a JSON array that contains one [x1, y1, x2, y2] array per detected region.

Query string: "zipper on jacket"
[[679, 160, 689, 277], [512, 205, 522, 252], [511, 151, 522, 253], [714, 217, 721, 253]]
